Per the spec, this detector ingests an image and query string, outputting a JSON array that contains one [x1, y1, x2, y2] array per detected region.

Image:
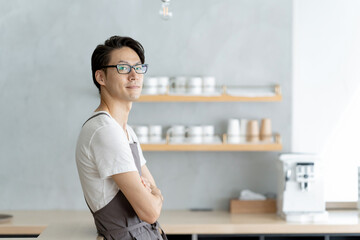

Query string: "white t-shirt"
[[75, 111, 146, 212]]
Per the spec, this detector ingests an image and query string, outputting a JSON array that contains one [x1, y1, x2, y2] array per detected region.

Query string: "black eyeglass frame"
[[100, 64, 149, 74]]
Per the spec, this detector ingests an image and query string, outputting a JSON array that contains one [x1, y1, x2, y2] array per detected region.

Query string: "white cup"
[[202, 125, 215, 143], [144, 77, 158, 87], [134, 126, 149, 143], [239, 119, 248, 143], [188, 87, 202, 94], [167, 125, 186, 143], [143, 77, 159, 95], [187, 77, 202, 94], [227, 135, 241, 144], [135, 126, 149, 135], [142, 87, 158, 95], [227, 119, 240, 136], [149, 125, 162, 143], [172, 76, 187, 93], [186, 126, 203, 136], [149, 125, 162, 135], [186, 126, 203, 144], [137, 135, 149, 143], [157, 76, 169, 94], [203, 76, 216, 93], [187, 136, 202, 144]]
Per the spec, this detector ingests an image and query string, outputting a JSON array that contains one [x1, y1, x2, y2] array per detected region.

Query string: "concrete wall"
[[0, 0, 292, 210]]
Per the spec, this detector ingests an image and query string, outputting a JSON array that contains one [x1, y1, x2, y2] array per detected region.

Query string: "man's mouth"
[[126, 86, 141, 89]]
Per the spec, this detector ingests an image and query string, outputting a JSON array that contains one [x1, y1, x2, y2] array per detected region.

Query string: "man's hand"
[[150, 185, 164, 202], [141, 176, 163, 202], [141, 176, 152, 193]]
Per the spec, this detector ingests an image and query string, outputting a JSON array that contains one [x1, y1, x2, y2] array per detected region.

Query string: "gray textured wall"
[[0, 0, 292, 210]]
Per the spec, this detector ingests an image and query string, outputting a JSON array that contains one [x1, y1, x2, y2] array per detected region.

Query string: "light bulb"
[[159, 0, 172, 20]]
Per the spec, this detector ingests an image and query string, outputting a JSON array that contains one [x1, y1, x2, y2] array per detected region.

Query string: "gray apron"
[[83, 113, 167, 240]]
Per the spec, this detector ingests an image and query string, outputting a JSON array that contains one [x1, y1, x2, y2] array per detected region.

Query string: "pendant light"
[[159, 0, 173, 20]]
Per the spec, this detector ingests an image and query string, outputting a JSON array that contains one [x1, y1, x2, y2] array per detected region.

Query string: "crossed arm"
[[111, 165, 163, 224]]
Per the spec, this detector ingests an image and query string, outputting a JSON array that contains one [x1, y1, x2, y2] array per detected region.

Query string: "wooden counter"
[[0, 210, 96, 239], [0, 210, 360, 239], [159, 210, 360, 234]]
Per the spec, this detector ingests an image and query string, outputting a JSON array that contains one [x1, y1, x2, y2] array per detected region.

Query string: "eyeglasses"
[[101, 64, 148, 74]]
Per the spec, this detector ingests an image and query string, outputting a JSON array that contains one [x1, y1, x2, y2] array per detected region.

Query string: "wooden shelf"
[[138, 85, 282, 102], [137, 85, 283, 152], [141, 134, 282, 152], [141, 143, 282, 151], [138, 94, 282, 102]]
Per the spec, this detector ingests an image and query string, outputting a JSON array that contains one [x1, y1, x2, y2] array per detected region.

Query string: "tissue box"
[[230, 199, 277, 214]]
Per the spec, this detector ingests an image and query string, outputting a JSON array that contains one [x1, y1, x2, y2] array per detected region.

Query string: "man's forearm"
[[151, 186, 163, 216]]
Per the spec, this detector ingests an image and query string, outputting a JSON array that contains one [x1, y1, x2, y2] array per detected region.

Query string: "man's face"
[[102, 47, 143, 101]]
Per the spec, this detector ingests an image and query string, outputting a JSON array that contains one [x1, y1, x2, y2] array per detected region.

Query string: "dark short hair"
[[91, 36, 145, 93]]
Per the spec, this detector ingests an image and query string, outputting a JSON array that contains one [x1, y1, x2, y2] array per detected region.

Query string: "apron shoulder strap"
[[82, 112, 110, 127], [129, 142, 142, 176]]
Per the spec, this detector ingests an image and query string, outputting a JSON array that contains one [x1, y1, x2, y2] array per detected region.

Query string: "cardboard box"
[[230, 199, 277, 214]]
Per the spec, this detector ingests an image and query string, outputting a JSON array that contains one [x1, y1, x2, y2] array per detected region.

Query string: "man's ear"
[[95, 70, 106, 87]]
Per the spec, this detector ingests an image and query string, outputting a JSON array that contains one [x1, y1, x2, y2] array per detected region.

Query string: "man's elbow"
[[139, 208, 161, 224]]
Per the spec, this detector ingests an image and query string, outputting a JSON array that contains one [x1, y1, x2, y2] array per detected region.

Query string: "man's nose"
[[128, 67, 138, 80]]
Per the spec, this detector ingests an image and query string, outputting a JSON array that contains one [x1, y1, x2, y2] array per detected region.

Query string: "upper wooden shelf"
[[138, 85, 282, 102], [141, 134, 282, 152]]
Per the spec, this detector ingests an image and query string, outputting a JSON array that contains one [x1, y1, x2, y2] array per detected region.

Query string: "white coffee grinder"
[[277, 153, 328, 222]]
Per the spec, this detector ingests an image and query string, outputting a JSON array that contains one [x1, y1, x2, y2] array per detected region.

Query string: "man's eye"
[[118, 65, 129, 71]]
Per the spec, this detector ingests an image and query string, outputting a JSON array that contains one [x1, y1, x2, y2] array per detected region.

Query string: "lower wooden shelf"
[[141, 134, 282, 152], [141, 143, 282, 151]]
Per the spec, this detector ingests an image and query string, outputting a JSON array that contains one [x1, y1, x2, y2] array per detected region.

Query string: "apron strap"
[[82, 112, 110, 127], [129, 142, 142, 176], [99, 221, 168, 240], [151, 221, 168, 240], [99, 221, 148, 240]]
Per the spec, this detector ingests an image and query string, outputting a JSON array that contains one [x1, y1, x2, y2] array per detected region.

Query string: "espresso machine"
[[277, 153, 328, 222]]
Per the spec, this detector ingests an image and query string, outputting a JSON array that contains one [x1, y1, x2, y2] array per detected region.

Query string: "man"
[[76, 36, 167, 240]]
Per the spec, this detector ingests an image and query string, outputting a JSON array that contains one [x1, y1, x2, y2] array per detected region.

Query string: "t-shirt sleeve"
[[128, 126, 147, 166], [90, 125, 138, 179]]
